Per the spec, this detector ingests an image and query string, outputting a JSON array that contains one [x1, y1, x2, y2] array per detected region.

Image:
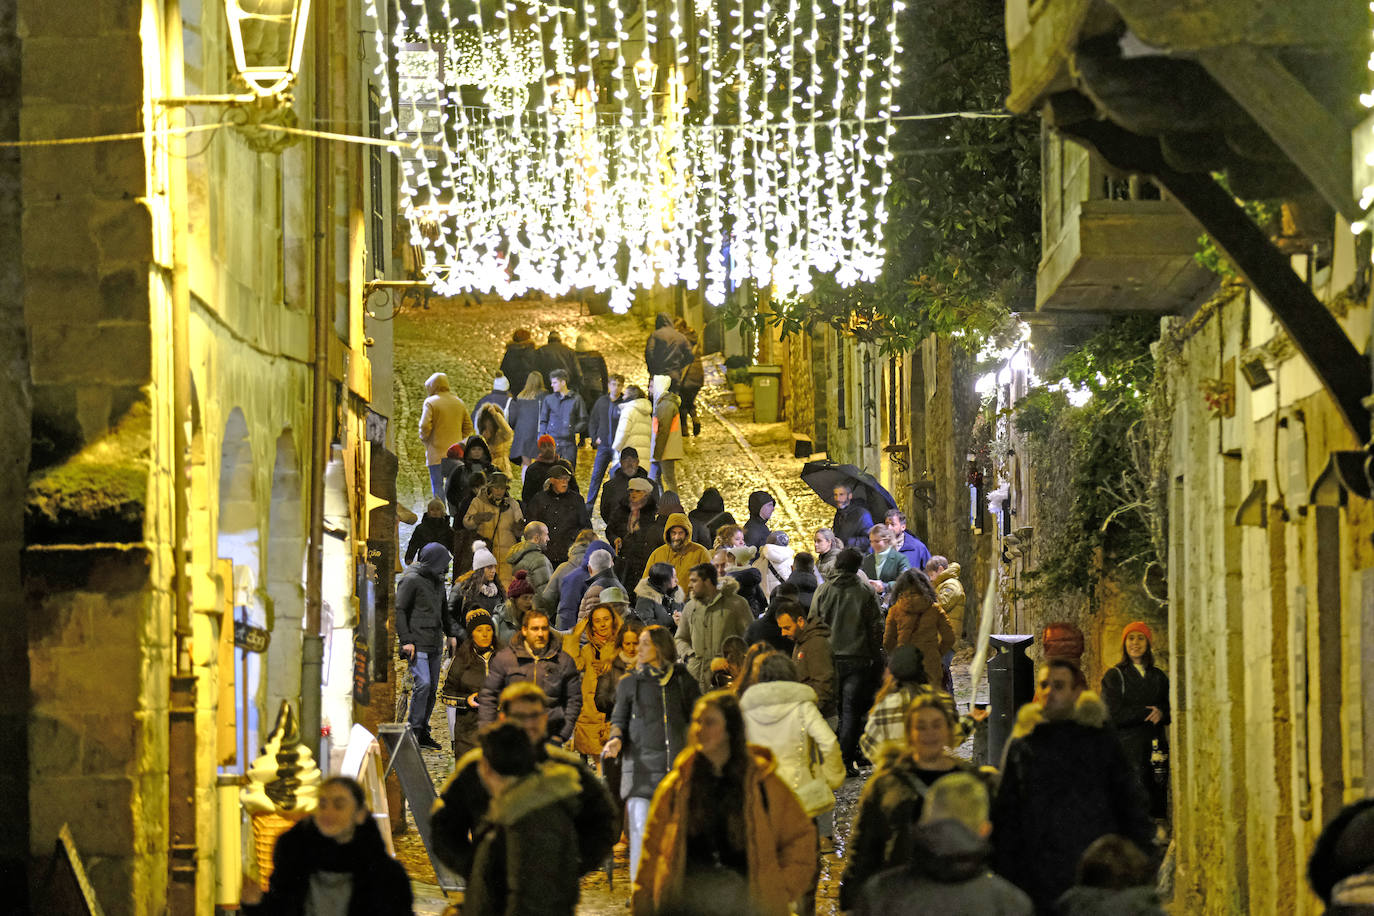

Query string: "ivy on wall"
[[1013, 315, 1169, 602]]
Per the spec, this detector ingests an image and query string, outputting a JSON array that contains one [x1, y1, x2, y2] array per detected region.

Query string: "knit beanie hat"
[[472, 541, 497, 572], [1121, 621, 1153, 644], [888, 646, 927, 684], [465, 609, 495, 634], [506, 570, 534, 600], [493, 375, 510, 391], [446, 442, 465, 459]]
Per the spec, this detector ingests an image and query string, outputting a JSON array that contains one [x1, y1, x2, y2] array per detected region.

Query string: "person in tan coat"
[[632, 690, 817, 916], [464, 474, 525, 581], [883, 568, 955, 687], [925, 555, 967, 639], [420, 372, 475, 497], [566, 602, 624, 756]]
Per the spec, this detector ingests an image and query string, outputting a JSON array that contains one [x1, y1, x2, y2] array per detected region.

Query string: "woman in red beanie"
[[1101, 621, 1170, 819]]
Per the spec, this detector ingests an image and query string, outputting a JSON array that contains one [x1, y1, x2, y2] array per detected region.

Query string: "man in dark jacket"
[[743, 490, 775, 548], [536, 330, 582, 393], [857, 772, 1032, 915], [478, 610, 582, 745], [473, 373, 512, 417], [526, 465, 591, 566], [405, 498, 454, 563], [810, 547, 882, 773], [777, 605, 835, 717], [688, 487, 735, 547], [463, 722, 584, 916], [643, 312, 693, 384], [432, 682, 618, 884], [832, 483, 876, 552], [499, 329, 537, 392], [786, 552, 820, 612], [574, 335, 610, 415], [395, 542, 456, 750], [538, 369, 588, 471], [522, 436, 578, 506], [585, 375, 623, 512], [598, 447, 654, 521], [991, 658, 1154, 912]]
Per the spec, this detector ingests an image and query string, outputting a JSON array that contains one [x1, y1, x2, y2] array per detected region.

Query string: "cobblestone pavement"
[[389, 296, 972, 914]]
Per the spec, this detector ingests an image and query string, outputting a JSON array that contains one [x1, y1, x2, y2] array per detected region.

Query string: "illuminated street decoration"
[[368, 0, 901, 311]]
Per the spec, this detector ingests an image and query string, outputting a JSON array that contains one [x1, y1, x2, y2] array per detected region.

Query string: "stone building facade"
[[2, 0, 398, 910]]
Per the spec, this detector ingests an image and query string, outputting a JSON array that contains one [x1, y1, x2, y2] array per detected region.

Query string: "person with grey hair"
[[854, 772, 1032, 915], [419, 371, 475, 497]]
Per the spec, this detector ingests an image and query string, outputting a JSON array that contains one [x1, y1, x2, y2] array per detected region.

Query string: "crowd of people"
[[250, 317, 1374, 914]]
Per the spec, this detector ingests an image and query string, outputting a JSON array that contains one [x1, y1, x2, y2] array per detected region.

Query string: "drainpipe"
[[165, 3, 198, 910], [301, 0, 332, 764]]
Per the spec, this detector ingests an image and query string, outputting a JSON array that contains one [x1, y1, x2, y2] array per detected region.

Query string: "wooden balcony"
[[1038, 129, 1212, 313]]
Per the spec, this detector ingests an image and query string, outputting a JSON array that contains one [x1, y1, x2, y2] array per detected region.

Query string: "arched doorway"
[[217, 408, 264, 767], [264, 432, 305, 719]]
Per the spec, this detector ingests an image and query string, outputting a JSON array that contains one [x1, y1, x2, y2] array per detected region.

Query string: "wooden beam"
[[1059, 112, 1371, 439], [1199, 45, 1361, 223]]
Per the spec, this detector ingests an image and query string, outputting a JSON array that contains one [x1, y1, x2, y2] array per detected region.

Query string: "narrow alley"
[[391, 296, 863, 914]]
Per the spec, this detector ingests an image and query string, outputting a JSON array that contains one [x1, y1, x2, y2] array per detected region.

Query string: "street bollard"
[[987, 634, 1035, 767]]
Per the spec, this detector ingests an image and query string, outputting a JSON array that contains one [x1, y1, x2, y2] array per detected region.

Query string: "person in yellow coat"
[[632, 690, 816, 916]]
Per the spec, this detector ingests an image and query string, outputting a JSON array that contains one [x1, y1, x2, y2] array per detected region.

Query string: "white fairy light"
[[366, 0, 903, 305]]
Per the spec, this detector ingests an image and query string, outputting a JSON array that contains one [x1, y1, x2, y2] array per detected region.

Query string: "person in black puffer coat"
[[601, 625, 701, 886], [396, 543, 455, 749], [688, 487, 735, 548], [830, 485, 875, 552], [991, 659, 1153, 912], [442, 609, 500, 758], [630, 563, 679, 629], [525, 465, 591, 566], [242, 776, 412, 916], [613, 485, 662, 591], [785, 552, 819, 613], [743, 490, 775, 548]]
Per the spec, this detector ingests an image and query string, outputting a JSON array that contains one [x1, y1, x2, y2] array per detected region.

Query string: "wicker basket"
[[250, 811, 301, 890]]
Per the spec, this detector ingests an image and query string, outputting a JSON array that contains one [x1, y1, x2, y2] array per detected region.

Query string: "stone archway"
[[264, 432, 305, 721], [217, 407, 264, 766]]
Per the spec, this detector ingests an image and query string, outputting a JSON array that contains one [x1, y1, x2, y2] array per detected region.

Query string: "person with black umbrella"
[[831, 483, 875, 553]]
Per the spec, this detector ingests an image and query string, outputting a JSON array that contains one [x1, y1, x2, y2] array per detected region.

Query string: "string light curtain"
[[369, 0, 903, 311]]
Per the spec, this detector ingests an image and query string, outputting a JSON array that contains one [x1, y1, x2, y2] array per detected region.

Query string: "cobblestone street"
[[390, 296, 963, 914]]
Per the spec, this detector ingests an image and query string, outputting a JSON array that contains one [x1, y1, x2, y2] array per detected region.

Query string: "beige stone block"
[[20, 103, 140, 144], [28, 321, 151, 386], [16, 2, 138, 39], [82, 856, 134, 913], [28, 712, 82, 777], [23, 36, 143, 106], [91, 200, 153, 264], [81, 709, 141, 775], [21, 200, 95, 274], [32, 647, 140, 709], [28, 774, 136, 857]]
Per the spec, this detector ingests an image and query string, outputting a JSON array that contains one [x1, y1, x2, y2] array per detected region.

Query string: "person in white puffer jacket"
[[754, 532, 796, 598], [740, 652, 846, 916], [610, 384, 652, 460]]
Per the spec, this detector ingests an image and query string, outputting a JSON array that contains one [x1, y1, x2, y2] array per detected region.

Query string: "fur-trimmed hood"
[[487, 762, 582, 826], [1012, 690, 1109, 740]]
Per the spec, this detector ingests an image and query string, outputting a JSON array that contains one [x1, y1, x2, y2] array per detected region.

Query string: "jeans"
[[586, 446, 615, 510], [651, 459, 678, 494], [555, 438, 578, 472], [834, 657, 870, 766], [626, 796, 651, 883], [428, 464, 444, 498], [408, 650, 443, 734]]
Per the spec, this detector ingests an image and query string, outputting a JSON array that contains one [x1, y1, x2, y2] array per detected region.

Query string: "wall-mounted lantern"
[[226, 0, 314, 98]]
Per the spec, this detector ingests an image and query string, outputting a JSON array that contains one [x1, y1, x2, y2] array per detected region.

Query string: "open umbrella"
[[799, 460, 898, 514]]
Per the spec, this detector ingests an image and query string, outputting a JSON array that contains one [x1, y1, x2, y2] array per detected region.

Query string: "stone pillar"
[[17, 0, 167, 909]]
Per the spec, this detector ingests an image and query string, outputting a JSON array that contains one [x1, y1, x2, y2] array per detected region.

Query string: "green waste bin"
[[750, 365, 783, 423]]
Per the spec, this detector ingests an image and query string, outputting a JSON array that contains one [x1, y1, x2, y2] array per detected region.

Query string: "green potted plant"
[[724, 356, 754, 409]]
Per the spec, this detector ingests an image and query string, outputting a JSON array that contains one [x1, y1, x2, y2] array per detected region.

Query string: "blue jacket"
[[896, 530, 931, 572], [558, 539, 613, 630], [587, 394, 621, 449], [833, 501, 875, 552], [538, 391, 587, 442]]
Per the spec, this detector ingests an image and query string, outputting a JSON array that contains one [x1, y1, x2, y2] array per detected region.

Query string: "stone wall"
[[1166, 284, 1374, 913], [0, 0, 29, 901]]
